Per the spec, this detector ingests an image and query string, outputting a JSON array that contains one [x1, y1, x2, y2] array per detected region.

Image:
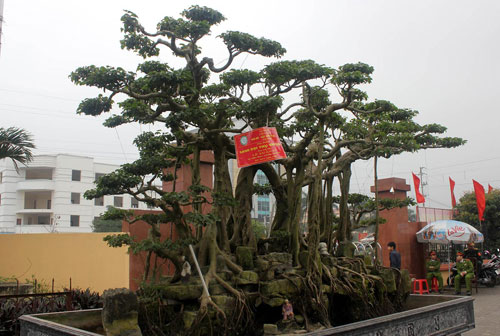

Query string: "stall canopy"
[[416, 220, 483, 245]]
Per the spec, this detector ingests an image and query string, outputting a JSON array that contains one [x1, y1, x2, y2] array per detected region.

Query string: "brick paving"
[[462, 283, 500, 336]]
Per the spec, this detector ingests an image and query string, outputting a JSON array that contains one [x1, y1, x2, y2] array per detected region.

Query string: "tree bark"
[[212, 145, 232, 252], [231, 166, 257, 249]]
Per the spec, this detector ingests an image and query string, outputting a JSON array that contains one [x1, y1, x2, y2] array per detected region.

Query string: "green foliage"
[[69, 288, 102, 310], [76, 95, 113, 116], [0, 276, 16, 283], [0, 127, 35, 172], [262, 60, 331, 86], [455, 189, 500, 250], [332, 62, 374, 86], [220, 31, 286, 57], [332, 193, 415, 228], [252, 220, 267, 239], [92, 217, 123, 232], [0, 287, 102, 335]]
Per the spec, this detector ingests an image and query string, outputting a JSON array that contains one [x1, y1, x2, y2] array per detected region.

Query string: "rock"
[[163, 284, 203, 300], [255, 257, 270, 272], [295, 314, 304, 324], [321, 255, 336, 267], [265, 252, 292, 265], [102, 288, 142, 336], [263, 323, 279, 335], [216, 254, 229, 273], [261, 269, 275, 281], [400, 269, 411, 296], [236, 246, 254, 270], [263, 296, 285, 307], [183, 311, 197, 329], [363, 254, 373, 266], [378, 268, 397, 293], [321, 284, 332, 294], [298, 251, 309, 268], [209, 283, 228, 295], [335, 240, 355, 257], [236, 271, 259, 285], [261, 278, 302, 297], [211, 295, 236, 311]]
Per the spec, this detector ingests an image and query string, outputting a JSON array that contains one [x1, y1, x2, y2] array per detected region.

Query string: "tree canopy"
[[0, 127, 35, 172], [455, 189, 500, 250]]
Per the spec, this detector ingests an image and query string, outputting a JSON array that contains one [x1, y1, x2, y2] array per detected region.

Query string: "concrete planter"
[[19, 295, 474, 336]]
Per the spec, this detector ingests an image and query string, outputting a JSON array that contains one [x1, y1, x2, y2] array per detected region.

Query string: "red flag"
[[488, 184, 493, 193], [472, 180, 486, 221], [412, 173, 425, 203], [449, 177, 457, 208]]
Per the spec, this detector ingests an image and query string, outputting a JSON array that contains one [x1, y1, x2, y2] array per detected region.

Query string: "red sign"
[[234, 127, 286, 168]]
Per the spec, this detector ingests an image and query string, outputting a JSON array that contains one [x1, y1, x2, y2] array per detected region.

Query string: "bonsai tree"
[[71, 5, 465, 333]]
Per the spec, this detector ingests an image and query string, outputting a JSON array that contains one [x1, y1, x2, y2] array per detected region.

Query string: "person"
[[454, 251, 474, 296], [464, 242, 482, 275], [282, 299, 294, 321], [425, 250, 443, 293], [181, 256, 192, 283], [387, 241, 401, 270]]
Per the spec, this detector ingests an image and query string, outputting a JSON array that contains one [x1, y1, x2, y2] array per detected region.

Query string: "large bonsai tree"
[[71, 5, 464, 332]]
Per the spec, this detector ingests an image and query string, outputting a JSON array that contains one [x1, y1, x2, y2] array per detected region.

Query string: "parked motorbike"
[[447, 257, 498, 288]]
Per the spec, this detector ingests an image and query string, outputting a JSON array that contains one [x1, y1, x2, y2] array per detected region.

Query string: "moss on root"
[[137, 253, 410, 335]]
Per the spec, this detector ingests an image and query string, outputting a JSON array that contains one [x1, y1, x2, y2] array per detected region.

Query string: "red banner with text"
[[234, 127, 286, 168]]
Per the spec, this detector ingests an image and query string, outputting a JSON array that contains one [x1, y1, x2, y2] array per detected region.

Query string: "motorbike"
[[447, 256, 498, 288]]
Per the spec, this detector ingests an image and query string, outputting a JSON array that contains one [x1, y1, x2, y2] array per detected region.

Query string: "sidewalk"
[[462, 284, 500, 336]]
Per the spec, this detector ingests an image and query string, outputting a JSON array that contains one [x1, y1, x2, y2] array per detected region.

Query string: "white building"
[[0, 154, 154, 234]]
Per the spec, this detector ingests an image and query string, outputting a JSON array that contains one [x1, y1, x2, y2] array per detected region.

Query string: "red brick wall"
[[371, 178, 426, 278], [124, 151, 215, 290]]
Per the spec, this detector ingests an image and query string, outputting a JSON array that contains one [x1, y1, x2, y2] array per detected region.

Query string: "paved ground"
[[460, 283, 500, 336]]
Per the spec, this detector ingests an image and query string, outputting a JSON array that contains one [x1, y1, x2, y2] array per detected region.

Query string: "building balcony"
[[16, 209, 53, 214], [17, 180, 55, 191]]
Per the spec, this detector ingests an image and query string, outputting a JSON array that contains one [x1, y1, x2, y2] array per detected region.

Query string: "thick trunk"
[[336, 164, 352, 242], [286, 165, 305, 266], [258, 163, 287, 235], [231, 166, 257, 249], [307, 122, 325, 275], [212, 146, 232, 252], [324, 176, 334, 251], [191, 146, 204, 241]]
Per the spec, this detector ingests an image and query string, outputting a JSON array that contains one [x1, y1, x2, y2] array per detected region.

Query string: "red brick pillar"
[[371, 177, 425, 278]]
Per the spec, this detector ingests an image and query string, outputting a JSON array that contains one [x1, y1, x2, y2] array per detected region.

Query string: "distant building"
[[228, 159, 277, 231], [0, 154, 154, 233]]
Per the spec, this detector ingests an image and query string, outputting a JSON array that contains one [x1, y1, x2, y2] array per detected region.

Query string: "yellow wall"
[[0, 233, 129, 293]]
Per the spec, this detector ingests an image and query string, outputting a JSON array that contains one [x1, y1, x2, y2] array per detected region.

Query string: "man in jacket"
[[455, 251, 474, 296], [426, 250, 443, 293], [387, 241, 401, 270]]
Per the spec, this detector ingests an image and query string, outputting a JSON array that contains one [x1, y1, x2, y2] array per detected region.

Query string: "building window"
[[38, 215, 50, 225], [16, 218, 21, 225], [95, 173, 105, 182], [26, 168, 53, 180], [131, 198, 139, 208], [258, 199, 270, 212], [47, 200, 51, 209], [71, 193, 80, 204], [114, 196, 123, 208], [70, 215, 80, 227], [0, 194, 2, 205], [256, 171, 269, 185], [72, 170, 81, 181], [0, 172, 2, 183], [95, 196, 104, 206]]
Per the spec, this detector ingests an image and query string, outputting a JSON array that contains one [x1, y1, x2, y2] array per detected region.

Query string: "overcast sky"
[[1, 0, 499, 209]]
